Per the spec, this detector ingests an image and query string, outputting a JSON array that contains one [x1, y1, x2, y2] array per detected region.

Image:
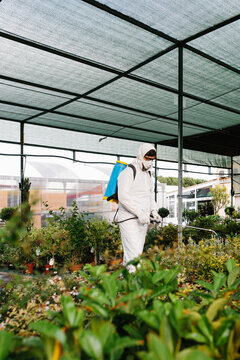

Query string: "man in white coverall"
[[117, 143, 160, 272]]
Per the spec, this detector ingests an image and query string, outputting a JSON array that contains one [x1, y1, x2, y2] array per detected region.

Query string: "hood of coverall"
[[136, 143, 156, 171]]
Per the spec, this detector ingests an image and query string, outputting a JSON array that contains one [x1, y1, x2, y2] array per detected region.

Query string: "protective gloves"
[[137, 210, 150, 225], [151, 210, 161, 223]]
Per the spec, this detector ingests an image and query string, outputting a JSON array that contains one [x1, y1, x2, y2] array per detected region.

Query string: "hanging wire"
[[0, 152, 226, 176]]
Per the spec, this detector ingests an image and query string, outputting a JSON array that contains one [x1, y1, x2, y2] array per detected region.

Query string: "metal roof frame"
[[1, 1, 239, 240], [0, 0, 239, 158]]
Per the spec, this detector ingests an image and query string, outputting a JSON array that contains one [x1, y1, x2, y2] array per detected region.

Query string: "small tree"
[[225, 206, 235, 217], [210, 185, 229, 215], [182, 208, 199, 224], [158, 207, 170, 226], [0, 207, 16, 221]]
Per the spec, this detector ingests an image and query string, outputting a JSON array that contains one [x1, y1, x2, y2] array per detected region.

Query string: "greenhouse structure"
[[0, 0, 240, 238]]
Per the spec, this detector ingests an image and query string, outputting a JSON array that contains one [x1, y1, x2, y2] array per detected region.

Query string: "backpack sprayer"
[[103, 160, 156, 224]]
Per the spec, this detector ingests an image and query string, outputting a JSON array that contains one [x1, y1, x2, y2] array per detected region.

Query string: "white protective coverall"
[[117, 143, 160, 272]]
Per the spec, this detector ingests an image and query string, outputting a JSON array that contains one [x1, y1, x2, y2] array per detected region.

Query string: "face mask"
[[142, 160, 153, 171]]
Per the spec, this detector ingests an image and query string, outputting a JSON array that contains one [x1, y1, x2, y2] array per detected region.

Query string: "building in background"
[[0, 158, 118, 227], [165, 171, 235, 225]]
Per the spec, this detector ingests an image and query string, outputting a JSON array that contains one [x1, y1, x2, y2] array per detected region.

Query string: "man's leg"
[[120, 219, 147, 272]]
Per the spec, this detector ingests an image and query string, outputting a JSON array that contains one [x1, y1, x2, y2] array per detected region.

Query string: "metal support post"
[[73, 150, 76, 162], [231, 157, 234, 207], [20, 122, 24, 204], [154, 143, 158, 202], [177, 46, 183, 244]]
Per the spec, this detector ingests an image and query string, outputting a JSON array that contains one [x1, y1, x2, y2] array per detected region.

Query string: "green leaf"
[[197, 316, 213, 346], [214, 319, 234, 347], [110, 336, 143, 352], [184, 332, 207, 344], [147, 334, 175, 360], [196, 280, 213, 293], [61, 295, 85, 327], [81, 331, 103, 359], [205, 297, 228, 322], [123, 324, 143, 340], [212, 272, 226, 295], [101, 273, 118, 307], [226, 259, 236, 273], [227, 266, 240, 288], [29, 320, 66, 344], [164, 268, 180, 285], [160, 316, 177, 354], [152, 270, 167, 284], [153, 300, 165, 322], [0, 331, 14, 360], [138, 310, 159, 331], [84, 264, 106, 277], [119, 289, 151, 303], [84, 301, 109, 318], [177, 348, 213, 360], [90, 319, 115, 349], [151, 285, 175, 298], [88, 288, 111, 306]]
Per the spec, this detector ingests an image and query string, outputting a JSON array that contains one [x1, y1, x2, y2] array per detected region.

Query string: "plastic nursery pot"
[[27, 263, 34, 274], [44, 264, 51, 274], [71, 264, 82, 272]]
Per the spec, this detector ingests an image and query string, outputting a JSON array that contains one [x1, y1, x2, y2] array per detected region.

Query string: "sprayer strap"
[[113, 208, 119, 223], [128, 164, 136, 180]]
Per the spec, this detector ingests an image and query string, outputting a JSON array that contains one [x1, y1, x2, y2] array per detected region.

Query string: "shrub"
[[0, 258, 239, 359], [225, 206, 235, 217], [157, 207, 169, 224], [182, 208, 199, 224], [0, 207, 16, 221], [22, 224, 72, 269], [145, 224, 178, 249], [85, 219, 121, 264]]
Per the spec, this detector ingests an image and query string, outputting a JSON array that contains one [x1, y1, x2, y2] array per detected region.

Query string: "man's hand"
[[151, 210, 161, 223], [137, 210, 150, 225]]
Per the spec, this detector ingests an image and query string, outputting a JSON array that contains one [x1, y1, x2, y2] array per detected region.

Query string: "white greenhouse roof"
[[0, 0, 239, 167]]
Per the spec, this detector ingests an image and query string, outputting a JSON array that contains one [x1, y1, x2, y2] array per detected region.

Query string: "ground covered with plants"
[[0, 203, 240, 359], [0, 257, 240, 360]]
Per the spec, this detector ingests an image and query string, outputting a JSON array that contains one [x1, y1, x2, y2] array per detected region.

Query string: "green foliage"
[[182, 208, 199, 224], [145, 224, 178, 249], [19, 224, 72, 268], [157, 176, 205, 187], [20, 177, 31, 203], [158, 207, 170, 221], [0, 207, 16, 221], [225, 206, 235, 217], [161, 236, 240, 283], [210, 185, 230, 214], [183, 214, 240, 243], [85, 219, 121, 264], [0, 202, 32, 245], [198, 202, 214, 216], [0, 258, 240, 359]]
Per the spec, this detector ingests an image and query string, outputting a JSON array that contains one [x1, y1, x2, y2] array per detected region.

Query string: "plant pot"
[[27, 263, 34, 274], [71, 264, 82, 272], [110, 259, 122, 267], [44, 264, 51, 274]]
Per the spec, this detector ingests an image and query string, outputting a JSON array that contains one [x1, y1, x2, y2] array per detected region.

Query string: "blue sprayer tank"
[[103, 160, 128, 203]]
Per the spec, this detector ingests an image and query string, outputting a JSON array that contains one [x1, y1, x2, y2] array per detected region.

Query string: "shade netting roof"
[[0, 0, 239, 167]]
